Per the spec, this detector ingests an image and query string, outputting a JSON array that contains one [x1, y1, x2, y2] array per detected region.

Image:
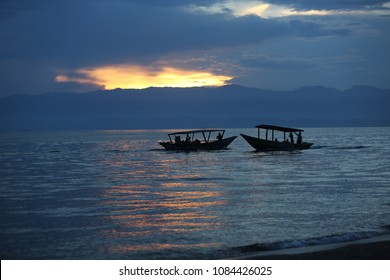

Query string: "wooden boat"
[[240, 124, 313, 151], [159, 129, 237, 151]]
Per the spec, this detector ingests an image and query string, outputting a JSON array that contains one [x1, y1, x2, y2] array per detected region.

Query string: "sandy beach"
[[238, 235, 390, 260]]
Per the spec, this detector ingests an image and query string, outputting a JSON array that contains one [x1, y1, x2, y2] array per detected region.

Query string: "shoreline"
[[235, 234, 390, 260]]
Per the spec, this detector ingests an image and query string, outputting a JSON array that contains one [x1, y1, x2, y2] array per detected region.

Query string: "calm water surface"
[[0, 128, 389, 259]]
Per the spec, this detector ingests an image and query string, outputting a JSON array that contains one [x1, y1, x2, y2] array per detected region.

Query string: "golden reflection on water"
[[102, 179, 225, 253], [99, 141, 226, 254]]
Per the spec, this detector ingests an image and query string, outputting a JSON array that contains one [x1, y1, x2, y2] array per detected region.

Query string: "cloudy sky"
[[1, 0, 389, 97]]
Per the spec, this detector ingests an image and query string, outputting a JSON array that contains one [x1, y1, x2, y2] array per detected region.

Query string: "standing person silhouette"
[[297, 132, 302, 144], [289, 132, 294, 144]]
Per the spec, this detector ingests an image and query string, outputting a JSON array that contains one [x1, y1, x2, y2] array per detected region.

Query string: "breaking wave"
[[232, 230, 387, 255]]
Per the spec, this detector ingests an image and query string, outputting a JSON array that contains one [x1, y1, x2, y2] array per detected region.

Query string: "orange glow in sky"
[[56, 64, 232, 89]]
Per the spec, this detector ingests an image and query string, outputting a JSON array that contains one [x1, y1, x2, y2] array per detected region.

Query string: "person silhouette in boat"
[[217, 132, 223, 142], [289, 132, 294, 144], [297, 132, 302, 144]]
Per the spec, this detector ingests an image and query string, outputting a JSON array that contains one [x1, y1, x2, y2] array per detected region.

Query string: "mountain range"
[[1, 85, 389, 131]]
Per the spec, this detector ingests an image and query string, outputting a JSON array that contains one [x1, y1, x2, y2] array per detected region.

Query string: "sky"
[[1, 0, 390, 98]]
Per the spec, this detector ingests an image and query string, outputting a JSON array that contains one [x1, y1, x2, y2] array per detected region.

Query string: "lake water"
[[1, 127, 389, 259]]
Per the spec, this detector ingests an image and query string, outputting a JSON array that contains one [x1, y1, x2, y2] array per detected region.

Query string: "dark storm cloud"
[[239, 55, 316, 70], [0, 0, 350, 69], [266, 0, 390, 11], [0, 0, 218, 15], [289, 19, 351, 37], [132, 0, 221, 7], [0, 0, 84, 17], [0, 0, 388, 96]]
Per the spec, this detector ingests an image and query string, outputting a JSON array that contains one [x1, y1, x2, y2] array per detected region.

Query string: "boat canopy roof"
[[255, 124, 304, 133], [167, 129, 225, 136]]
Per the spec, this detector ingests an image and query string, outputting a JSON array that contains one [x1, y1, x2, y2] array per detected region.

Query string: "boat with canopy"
[[159, 129, 237, 151], [240, 124, 313, 151]]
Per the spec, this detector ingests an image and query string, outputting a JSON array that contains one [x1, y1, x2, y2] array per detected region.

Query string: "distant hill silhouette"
[[1, 85, 389, 131]]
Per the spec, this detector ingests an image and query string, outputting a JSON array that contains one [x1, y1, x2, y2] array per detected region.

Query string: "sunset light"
[[56, 65, 232, 89], [188, 1, 390, 18]]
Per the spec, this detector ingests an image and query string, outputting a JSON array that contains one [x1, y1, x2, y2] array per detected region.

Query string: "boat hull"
[[160, 136, 237, 151], [240, 134, 312, 151]]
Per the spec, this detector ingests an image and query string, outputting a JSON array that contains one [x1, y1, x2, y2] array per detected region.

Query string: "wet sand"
[[238, 235, 390, 260]]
